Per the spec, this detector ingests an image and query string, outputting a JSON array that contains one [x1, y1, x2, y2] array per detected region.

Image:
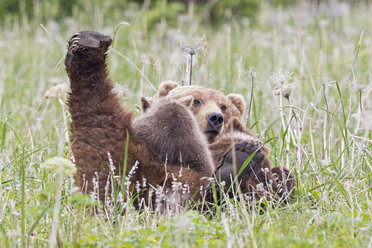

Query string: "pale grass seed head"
[[273, 83, 295, 99], [44, 83, 67, 100]]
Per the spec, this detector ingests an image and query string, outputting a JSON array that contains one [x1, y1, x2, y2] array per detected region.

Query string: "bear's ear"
[[227, 94, 245, 115], [140, 96, 153, 112], [158, 80, 180, 98]]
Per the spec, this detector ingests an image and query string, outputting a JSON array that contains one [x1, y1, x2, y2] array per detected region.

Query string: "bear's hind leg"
[[65, 31, 126, 117], [65, 31, 134, 200]]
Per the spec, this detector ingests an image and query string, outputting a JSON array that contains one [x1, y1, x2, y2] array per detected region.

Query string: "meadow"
[[0, 1, 371, 247]]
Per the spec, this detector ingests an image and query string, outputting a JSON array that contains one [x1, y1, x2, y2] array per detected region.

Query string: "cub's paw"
[[215, 141, 265, 190], [224, 141, 265, 171]]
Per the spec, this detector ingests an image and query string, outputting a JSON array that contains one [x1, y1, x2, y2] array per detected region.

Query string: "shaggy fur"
[[65, 30, 295, 208], [133, 98, 214, 175], [65, 31, 215, 205], [209, 129, 295, 203], [157, 82, 296, 204], [65, 31, 136, 200]]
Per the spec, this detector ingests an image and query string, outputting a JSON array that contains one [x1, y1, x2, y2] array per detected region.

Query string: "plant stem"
[[246, 73, 254, 127], [49, 173, 62, 248], [189, 54, 193, 85], [20, 152, 26, 247]]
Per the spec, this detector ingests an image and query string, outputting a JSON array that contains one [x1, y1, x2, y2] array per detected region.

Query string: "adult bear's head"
[[141, 81, 246, 142]]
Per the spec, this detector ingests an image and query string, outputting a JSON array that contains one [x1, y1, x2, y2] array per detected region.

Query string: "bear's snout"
[[208, 112, 224, 131]]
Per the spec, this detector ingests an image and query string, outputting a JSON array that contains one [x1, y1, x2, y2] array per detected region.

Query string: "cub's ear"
[[158, 80, 180, 98], [227, 93, 245, 115], [140, 96, 153, 112]]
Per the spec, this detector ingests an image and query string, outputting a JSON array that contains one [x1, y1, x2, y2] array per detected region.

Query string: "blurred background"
[[1, 0, 370, 29]]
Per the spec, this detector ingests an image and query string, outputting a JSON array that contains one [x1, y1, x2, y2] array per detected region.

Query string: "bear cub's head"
[[141, 81, 246, 142]]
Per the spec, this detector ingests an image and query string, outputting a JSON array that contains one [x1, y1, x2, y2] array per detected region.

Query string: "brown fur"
[[66, 30, 295, 208], [65, 31, 214, 205], [133, 98, 214, 175], [65, 31, 137, 199], [157, 82, 244, 143], [157, 82, 296, 204]]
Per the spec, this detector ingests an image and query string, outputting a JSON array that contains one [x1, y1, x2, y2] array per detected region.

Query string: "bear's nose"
[[208, 112, 224, 130]]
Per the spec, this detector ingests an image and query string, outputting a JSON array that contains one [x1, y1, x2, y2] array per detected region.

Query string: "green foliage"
[[140, 1, 186, 31], [269, 0, 301, 7], [0, 0, 261, 27], [0, 0, 78, 22], [1, 1, 372, 247], [201, 0, 261, 24]]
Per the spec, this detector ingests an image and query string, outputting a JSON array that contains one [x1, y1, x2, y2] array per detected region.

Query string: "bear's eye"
[[221, 105, 227, 111], [193, 99, 202, 106]]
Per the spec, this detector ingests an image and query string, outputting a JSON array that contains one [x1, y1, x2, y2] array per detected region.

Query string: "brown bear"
[[143, 82, 296, 205], [65, 30, 295, 209]]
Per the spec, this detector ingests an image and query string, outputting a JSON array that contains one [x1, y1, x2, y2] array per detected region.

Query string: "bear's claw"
[[65, 31, 113, 73], [67, 30, 112, 53]]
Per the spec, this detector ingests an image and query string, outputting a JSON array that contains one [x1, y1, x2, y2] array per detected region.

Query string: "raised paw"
[[68, 30, 112, 53], [65, 31, 113, 75]]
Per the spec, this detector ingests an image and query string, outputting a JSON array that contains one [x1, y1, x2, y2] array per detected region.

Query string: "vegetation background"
[[0, 0, 371, 247]]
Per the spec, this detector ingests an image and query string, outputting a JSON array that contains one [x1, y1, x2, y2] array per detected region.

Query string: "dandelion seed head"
[[246, 67, 257, 78], [270, 68, 293, 84], [356, 84, 367, 92], [181, 40, 203, 56]]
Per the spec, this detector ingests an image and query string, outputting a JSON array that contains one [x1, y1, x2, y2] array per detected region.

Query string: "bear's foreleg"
[[133, 98, 215, 205]]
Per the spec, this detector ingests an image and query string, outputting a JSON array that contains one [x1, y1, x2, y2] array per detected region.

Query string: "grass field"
[[0, 1, 371, 247]]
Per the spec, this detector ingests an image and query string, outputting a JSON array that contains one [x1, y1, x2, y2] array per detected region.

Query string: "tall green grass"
[[0, 1, 371, 247]]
